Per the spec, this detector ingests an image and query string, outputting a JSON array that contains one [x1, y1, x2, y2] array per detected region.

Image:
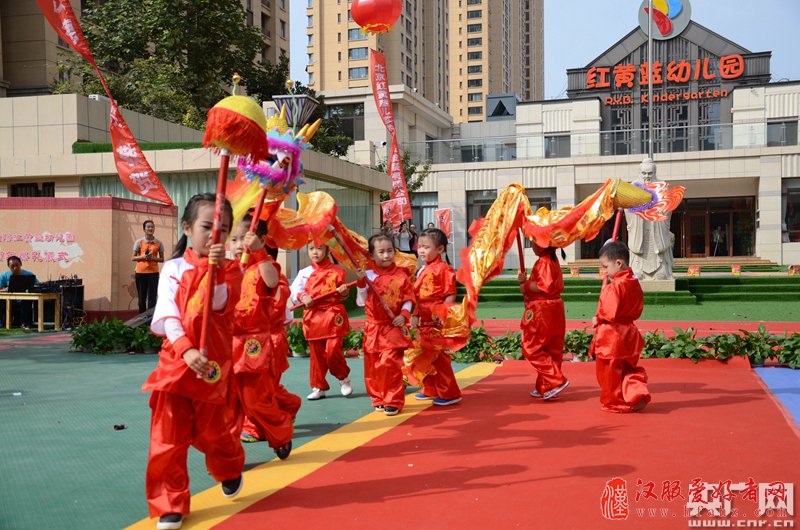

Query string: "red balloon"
[[350, 0, 402, 34]]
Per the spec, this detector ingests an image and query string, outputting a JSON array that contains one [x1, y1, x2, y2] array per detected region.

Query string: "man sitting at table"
[[0, 256, 39, 328]]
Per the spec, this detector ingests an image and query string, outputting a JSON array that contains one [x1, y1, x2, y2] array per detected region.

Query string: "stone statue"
[[625, 158, 675, 281]]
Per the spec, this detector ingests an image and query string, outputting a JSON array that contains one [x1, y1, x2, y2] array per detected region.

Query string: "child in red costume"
[[290, 242, 352, 400], [356, 234, 415, 416], [592, 241, 651, 413], [410, 228, 462, 406], [143, 194, 244, 530], [228, 213, 298, 459], [518, 244, 569, 400], [239, 244, 301, 444]]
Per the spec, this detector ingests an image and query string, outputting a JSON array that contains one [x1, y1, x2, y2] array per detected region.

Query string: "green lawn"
[[472, 300, 800, 322]]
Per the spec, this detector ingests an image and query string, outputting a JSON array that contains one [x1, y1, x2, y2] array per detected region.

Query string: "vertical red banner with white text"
[[36, 0, 174, 206], [370, 49, 412, 220]]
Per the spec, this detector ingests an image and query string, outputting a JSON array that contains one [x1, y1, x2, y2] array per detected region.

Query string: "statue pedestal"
[[640, 279, 676, 292]]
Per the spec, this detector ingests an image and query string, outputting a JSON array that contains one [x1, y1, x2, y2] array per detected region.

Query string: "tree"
[[54, 0, 284, 128], [374, 149, 432, 202]]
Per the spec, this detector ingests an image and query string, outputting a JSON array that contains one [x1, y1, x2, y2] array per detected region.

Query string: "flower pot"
[[292, 350, 309, 358]]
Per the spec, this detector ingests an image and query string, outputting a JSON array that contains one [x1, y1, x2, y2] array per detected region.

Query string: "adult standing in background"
[[396, 221, 413, 254], [132, 220, 164, 314]]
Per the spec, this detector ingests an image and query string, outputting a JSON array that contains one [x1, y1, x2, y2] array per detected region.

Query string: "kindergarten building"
[[334, 10, 800, 269]]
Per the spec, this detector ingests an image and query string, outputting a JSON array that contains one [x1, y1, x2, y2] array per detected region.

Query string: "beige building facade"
[[0, 0, 289, 98]]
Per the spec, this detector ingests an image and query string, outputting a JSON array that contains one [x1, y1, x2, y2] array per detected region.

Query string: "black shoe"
[[384, 406, 400, 416], [275, 440, 292, 460], [157, 513, 183, 530], [221, 475, 243, 498]]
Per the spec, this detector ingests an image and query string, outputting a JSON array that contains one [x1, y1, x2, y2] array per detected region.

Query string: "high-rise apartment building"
[[0, 0, 287, 97], [306, 0, 543, 124], [305, 0, 449, 113], [449, 0, 543, 123]]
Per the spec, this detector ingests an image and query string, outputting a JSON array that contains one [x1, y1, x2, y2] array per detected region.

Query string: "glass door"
[[687, 213, 707, 257]]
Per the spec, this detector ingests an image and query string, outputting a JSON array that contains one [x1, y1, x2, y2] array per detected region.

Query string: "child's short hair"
[[368, 233, 395, 254], [242, 210, 268, 237], [599, 240, 630, 265], [142, 219, 155, 230]]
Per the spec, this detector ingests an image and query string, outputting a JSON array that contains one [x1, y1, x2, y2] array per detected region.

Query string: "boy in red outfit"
[[290, 242, 352, 400], [228, 214, 297, 459], [356, 234, 416, 416], [592, 241, 651, 413], [518, 244, 569, 400]]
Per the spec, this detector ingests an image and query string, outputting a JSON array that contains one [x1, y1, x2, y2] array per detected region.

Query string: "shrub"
[[492, 331, 523, 361], [70, 318, 162, 354], [287, 321, 309, 355], [451, 324, 492, 363], [565, 328, 593, 361]]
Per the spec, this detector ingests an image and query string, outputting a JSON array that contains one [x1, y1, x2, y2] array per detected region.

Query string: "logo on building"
[[638, 0, 692, 40]]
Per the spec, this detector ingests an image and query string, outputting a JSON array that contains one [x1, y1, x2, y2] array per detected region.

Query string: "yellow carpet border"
[[126, 363, 497, 529]]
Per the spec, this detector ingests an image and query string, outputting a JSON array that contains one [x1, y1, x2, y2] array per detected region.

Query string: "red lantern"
[[350, 0, 402, 34]]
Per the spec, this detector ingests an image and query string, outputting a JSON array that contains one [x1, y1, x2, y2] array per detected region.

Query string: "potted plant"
[[343, 327, 364, 358]]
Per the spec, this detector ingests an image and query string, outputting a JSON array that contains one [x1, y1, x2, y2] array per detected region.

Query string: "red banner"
[[370, 49, 411, 220], [435, 208, 452, 240], [381, 199, 404, 228], [36, 0, 173, 206]]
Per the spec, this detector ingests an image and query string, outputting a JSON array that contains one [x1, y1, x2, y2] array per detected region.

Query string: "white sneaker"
[[530, 389, 542, 398], [339, 378, 353, 397], [307, 388, 326, 400], [543, 380, 570, 400]]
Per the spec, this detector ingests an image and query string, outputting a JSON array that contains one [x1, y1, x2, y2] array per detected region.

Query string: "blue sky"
[[290, 0, 800, 99]]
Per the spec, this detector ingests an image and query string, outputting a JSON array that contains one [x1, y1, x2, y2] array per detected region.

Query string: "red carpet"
[[216, 358, 799, 530]]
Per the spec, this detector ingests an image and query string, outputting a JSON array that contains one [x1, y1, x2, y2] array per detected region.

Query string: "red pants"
[[363, 347, 405, 409], [521, 329, 567, 394], [308, 337, 350, 390], [232, 371, 297, 449], [146, 391, 244, 517], [595, 355, 651, 413], [421, 349, 461, 400]]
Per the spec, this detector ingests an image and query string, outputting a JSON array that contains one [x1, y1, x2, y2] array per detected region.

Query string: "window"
[[467, 10, 482, 19], [326, 103, 365, 141], [468, 106, 482, 115], [467, 93, 483, 102], [10, 182, 55, 197], [467, 51, 482, 60], [467, 79, 483, 88], [307, 53, 313, 65], [467, 24, 482, 33], [348, 28, 367, 40], [411, 192, 438, 231], [279, 0, 285, 9], [349, 47, 368, 60], [467, 37, 482, 46], [767, 121, 798, 147], [467, 65, 482, 74], [307, 34, 313, 45], [307, 15, 313, 27], [467, 191, 497, 239], [785, 179, 800, 242], [467, 0, 482, 4], [279, 20, 286, 38], [349, 67, 368, 79], [545, 135, 571, 158]]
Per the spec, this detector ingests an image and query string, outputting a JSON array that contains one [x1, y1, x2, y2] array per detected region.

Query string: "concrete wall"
[[0, 94, 203, 159]]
